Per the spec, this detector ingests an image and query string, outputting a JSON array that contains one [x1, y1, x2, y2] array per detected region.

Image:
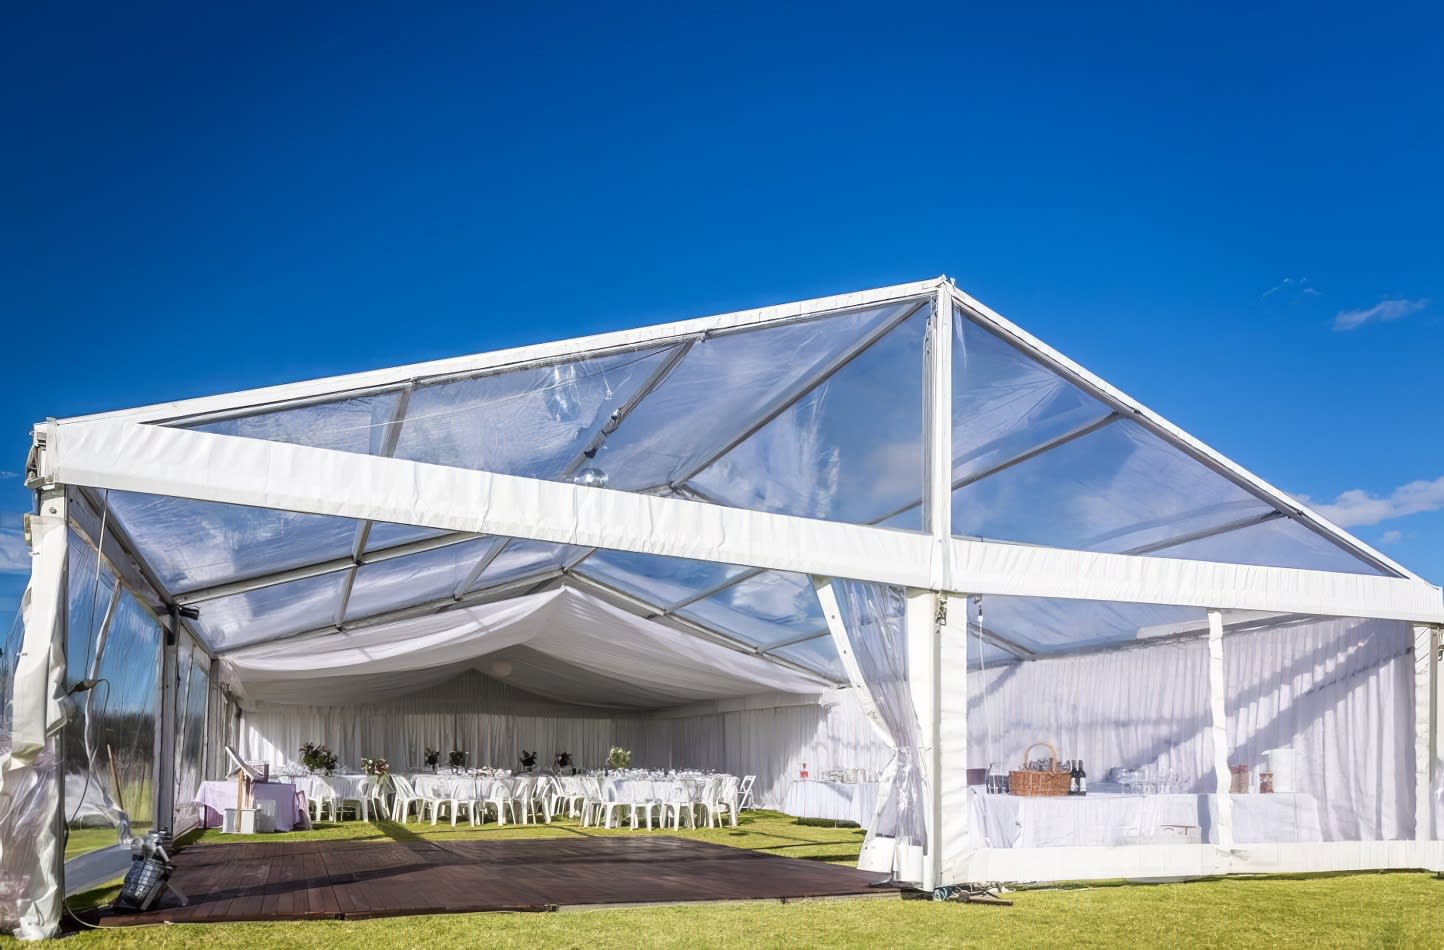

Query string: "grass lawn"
[[33, 810, 1444, 948]]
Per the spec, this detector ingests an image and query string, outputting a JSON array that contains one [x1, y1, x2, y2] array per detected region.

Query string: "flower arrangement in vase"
[[555, 751, 572, 774], [299, 742, 338, 776], [519, 749, 537, 771], [361, 757, 390, 776], [448, 747, 466, 770], [423, 747, 440, 772], [606, 746, 631, 771]]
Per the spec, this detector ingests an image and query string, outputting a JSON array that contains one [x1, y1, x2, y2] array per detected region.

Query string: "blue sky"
[[1, 3, 1440, 631]]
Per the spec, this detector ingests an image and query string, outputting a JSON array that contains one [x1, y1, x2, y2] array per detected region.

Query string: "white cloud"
[[1262, 277, 1320, 300], [1307, 476, 1444, 528], [1333, 297, 1428, 331], [1379, 530, 1403, 545], [0, 523, 29, 573]]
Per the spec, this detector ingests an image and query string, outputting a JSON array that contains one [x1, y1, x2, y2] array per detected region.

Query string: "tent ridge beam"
[[661, 566, 767, 614], [667, 298, 928, 489]]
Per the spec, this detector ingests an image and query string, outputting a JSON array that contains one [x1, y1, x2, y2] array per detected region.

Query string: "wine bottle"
[[1078, 759, 1087, 796], [1068, 759, 1079, 795]]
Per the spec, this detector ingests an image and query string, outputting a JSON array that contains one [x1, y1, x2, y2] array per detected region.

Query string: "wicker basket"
[[1008, 741, 1072, 797]]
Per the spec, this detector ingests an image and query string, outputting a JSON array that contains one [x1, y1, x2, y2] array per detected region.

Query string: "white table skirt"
[[784, 780, 879, 827], [969, 788, 1324, 847], [194, 781, 303, 831]]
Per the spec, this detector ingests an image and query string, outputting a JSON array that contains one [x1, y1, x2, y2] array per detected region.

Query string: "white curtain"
[[827, 579, 927, 881], [967, 613, 1414, 842]]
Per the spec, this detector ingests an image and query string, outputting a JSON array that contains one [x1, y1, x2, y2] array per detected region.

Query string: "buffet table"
[[784, 780, 880, 827], [969, 787, 1324, 847], [194, 780, 305, 831]]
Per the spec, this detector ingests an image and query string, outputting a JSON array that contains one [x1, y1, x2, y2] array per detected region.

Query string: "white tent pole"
[[918, 281, 953, 890], [155, 606, 180, 833], [1413, 624, 1436, 842], [1207, 608, 1234, 858]]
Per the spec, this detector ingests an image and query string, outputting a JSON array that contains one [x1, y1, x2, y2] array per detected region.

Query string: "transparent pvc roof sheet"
[[593, 301, 922, 494], [978, 594, 1204, 655], [472, 538, 586, 589], [192, 571, 347, 650], [952, 309, 1112, 484], [688, 305, 927, 526], [106, 491, 361, 593], [770, 635, 845, 682], [952, 419, 1271, 553], [573, 548, 752, 610], [391, 347, 676, 479], [345, 537, 498, 622], [190, 392, 402, 455], [1154, 515, 1387, 576], [676, 570, 827, 647]]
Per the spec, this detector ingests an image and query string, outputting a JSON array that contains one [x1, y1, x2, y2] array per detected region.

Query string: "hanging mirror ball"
[[573, 467, 608, 488], [545, 363, 582, 422]]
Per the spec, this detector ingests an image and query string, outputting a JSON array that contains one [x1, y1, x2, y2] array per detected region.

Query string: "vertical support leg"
[[155, 609, 179, 834], [1413, 624, 1435, 842], [937, 592, 970, 885], [904, 591, 940, 891], [1207, 609, 1234, 857], [2, 488, 69, 938]]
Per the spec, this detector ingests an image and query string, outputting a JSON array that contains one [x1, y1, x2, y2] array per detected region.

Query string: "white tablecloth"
[[286, 773, 377, 820], [784, 780, 879, 827], [408, 773, 496, 800], [969, 789, 1324, 847], [194, 781, 303, 831]]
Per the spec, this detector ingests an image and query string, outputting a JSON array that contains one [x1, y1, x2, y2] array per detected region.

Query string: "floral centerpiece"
[[555, 752, 572, 771], [423, 746, 440, 771], [519, 749, 537, 771], [606, 746, 631, 770], [448, 747, 466, 770], [361, 757, 390, 776], [300, 742, 338, 776]]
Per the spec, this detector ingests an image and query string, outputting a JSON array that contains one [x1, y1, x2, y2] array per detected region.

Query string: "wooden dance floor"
[[98, 835, 895, 925]]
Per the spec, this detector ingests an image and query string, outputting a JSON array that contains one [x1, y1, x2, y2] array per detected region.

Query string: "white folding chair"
[[737, 774, 757, 811]]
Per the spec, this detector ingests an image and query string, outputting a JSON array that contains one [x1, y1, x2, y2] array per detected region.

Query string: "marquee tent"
[[2, 276, 1442, 938]]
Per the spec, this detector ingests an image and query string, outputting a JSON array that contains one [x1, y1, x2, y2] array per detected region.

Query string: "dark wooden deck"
[[97, 835, 896, 925]]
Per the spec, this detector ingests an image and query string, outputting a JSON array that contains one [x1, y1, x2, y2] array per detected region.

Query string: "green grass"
[[36, 811, 1444, 948]]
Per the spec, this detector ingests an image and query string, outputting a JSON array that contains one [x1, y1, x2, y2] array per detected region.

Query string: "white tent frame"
[[14, 276, 1444, 937]]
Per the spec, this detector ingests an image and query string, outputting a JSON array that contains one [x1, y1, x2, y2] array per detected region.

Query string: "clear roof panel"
[[573, 548, 752, 610], [687, 305, 927, 526], [390, 346, 677, 479], [188, 392, 403, 455], [345, 537, 499, 622], [467, 538, 582, 591], [593, 300, 926, 493], [363, 521, 456, 552], [952, 310, 1112, 483], [1153, 515, 1386, 576], [951, 420, 1273, 553], [106, 492, 361, 594], [770, 635, 845, 682], [978, 594, 1204, 654], [191, 571, 346, 651], [677, 570, 826, 647]]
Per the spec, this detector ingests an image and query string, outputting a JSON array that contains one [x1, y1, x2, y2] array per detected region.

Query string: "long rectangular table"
[[969, 787, 1324, 847], [194, 781, 305, 832], [784, 780, 879, 827]]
